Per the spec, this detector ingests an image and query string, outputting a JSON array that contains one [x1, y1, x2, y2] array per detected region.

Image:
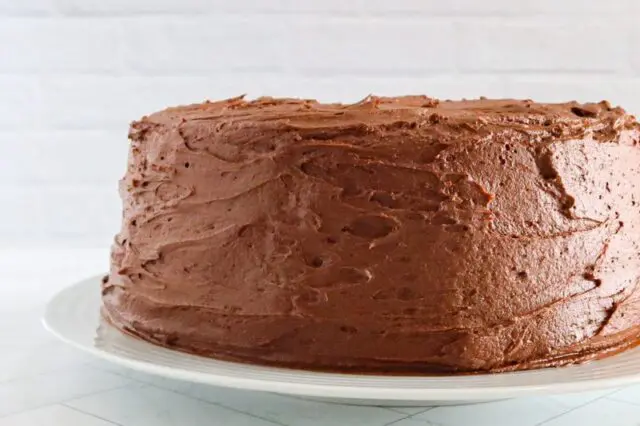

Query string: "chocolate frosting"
[[103, 95, 640, 374]]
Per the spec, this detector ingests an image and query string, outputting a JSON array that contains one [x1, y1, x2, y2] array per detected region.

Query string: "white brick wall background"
[[1, 0, 639, 249]]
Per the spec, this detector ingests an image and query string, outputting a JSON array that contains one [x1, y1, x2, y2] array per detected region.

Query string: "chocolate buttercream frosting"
[[102, 95, 640, 374]]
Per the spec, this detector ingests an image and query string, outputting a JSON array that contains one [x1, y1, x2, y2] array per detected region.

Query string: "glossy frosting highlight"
[[103, 95, 640, 374]]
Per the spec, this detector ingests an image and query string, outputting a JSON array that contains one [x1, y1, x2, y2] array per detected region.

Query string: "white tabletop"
[[2, 249, 640, 426]]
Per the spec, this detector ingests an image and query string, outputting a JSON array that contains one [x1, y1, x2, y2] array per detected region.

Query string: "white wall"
[[1, 0, 639, 248]]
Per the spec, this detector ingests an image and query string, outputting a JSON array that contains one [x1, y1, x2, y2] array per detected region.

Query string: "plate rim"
[[43, 275, 640, 402]]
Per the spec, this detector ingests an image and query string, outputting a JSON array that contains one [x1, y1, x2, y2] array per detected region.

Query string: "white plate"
[[43, 275, 640, 406]]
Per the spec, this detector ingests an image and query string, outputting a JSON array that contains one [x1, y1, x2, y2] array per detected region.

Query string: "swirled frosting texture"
[[103, 95, 640, 374]]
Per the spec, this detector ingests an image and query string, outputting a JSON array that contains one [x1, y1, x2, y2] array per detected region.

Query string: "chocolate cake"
[[102, 95, 640, 374]]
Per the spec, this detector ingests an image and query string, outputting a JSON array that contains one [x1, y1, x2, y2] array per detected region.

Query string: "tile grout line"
[[383, 407, 437, 425], [61, 403, 125, 426], [533, 405, 585, 426], [0, 381, 133, 420], [143, 381, 289, 426], [534, 390, 621, 426], [382, 414, 416, 426], [385, 406, 433, 415], [605, 395, 640, 407]]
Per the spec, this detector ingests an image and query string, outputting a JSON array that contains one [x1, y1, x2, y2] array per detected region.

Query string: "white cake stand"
[[43, 275, 640, 406]]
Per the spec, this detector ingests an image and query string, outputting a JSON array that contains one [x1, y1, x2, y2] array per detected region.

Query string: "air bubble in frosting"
[[343, 215, 396, 239]]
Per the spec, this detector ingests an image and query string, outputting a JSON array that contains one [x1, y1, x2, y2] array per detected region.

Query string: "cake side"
[[102, 96, 640, 373]]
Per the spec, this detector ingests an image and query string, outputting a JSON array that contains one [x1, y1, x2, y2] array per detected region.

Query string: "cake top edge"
[[135, 94, 638, 130]]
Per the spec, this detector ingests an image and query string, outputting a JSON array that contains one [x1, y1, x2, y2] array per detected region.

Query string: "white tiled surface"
[[2, 250, 640, 425]]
